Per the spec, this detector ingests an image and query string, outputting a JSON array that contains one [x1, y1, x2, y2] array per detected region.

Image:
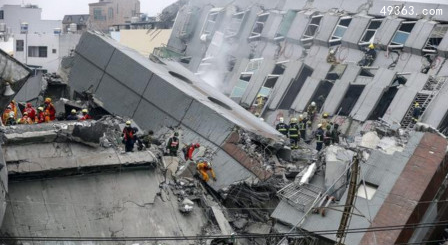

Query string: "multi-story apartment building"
[[88, 0, 140, 32]]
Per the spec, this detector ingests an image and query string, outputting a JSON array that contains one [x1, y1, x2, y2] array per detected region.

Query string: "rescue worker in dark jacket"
[[332, 123, 341, 144], [307, 102, 317, 123], [412, 102, 422, 123], [315, 124, 324, 152], [166, 132, 180, 156], [276, 117, 289, 136], [298, 114, 307, 142], [324, 124, 333, 146], [288, 117, 300, 149], [122, 121, 137, 152]]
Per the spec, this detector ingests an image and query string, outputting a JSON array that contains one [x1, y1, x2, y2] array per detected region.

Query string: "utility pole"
[[335, 153, 360, 245]]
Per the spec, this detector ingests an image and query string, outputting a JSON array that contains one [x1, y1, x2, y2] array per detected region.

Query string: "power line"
[[3, 220, 448, 242]]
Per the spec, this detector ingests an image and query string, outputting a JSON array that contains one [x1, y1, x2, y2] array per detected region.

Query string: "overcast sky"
[[0, 0, 179, 20]]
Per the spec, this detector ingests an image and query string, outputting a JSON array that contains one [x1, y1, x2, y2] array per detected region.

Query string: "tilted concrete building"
[[163, 0, 448, 136], [67, 31, 284, 192]]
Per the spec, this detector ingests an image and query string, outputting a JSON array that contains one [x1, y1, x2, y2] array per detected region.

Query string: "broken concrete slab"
[[359, 131, 381, 149], [211, 205, 234, 235]]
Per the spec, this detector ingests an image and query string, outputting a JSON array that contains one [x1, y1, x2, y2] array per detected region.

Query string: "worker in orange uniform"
[[183, 143, 200, 161], [23, 103, 36, 120], [196, 160, 216, 182], [2, 105, 12, 125], [9, 100, 18, 120], [79, 109, 92, 121], [35, 107, 46, 123], [44, 98, 56, 121], [17, 112, 33, 124]]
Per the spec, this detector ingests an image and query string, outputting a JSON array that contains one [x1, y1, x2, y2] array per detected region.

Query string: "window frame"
[[329, 16, 352, 46], [248, 12, 270, 40], [16, 40, 24, 52], [200, 8, 222, 36], [225, 11, 247, 38], [422, 24, 448, 53], [359, 18, 383, 46], [301, 14, 323, 43], [388, 21, 416, 49]]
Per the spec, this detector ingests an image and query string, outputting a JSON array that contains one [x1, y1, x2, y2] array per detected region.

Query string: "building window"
[[93, 8, 105, 21], [230, 74, 252, 98], [275, 10, 298, 41], [230, 58, 264, 99], [301, 15, 323, 44], [423, 24, 448, 54], [225, 11, 246, 38], [52, 49, 57, 54], [28, 46, 48, 58], [0, 10, 4, 20], [108, 7, 114, 19], [389, 21, 416, 48], [329, 16, 352, 46], [16, 40, 24, 52], [249, 12, 269, 40], [356, 182, 378, 200], [359, 18, 383, 46], [201, 9, 222, 36]]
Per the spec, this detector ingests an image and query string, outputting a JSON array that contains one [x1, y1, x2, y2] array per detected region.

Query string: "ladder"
[[401, 77, 447, 129]]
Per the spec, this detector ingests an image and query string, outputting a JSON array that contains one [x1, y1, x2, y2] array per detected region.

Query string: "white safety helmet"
[[311, 102, 316, 107], [279, 117, 284, 123], [299, 114, 304, 120], [317, 123, 323, 128]]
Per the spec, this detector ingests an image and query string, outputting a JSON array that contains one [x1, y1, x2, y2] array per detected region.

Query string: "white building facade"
[[1, 4, 82, 73]]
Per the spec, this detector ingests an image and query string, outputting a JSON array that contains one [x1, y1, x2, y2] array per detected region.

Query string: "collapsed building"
[[1, 0, 448, 244]]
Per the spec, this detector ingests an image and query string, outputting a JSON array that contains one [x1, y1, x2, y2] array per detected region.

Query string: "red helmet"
[[195, 143, 200, 148], [26, 102, 32, 108]]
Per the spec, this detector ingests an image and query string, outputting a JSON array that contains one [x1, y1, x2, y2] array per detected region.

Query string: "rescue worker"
[[298, 114, 307, 142], [17, 112, 33, 124], [9, 100, 18, 120], [332, 123, 341, 144], [326, 49, 338, 64], [315, 124, 324, 152], [321, 113, 329, 129], [324, 124, 333, 146], [43, 98, 56, 121], [122, 121, 137, 152], [307, 102, 317, 122], [183, 143, 200, 161], [288, 118, 300, 149], [166, 132, 180, 156], [412, 102, 422, 123], [196, 160, 216, 182], [2, 105, 12, 125], [5, 113, 16, 126], [255, 95, 265, 115], [23, 103, 36, 120], [365, 43, 377, 66], [276, 117, 289, 136], [35, 107, 46, 123], [142, 130, 154, 148], [79, 109, 92, 121], [67, 109, 78, 120]]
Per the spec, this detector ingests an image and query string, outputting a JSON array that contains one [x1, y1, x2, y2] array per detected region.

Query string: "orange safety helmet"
[[45, 98, 52, 103]]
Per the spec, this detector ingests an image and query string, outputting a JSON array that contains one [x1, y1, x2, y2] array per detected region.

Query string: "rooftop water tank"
[[69, 23, 77, 33], [131, 16, 139, 23], [20, 22, 28, 34], [54, 28, 62, 35]]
